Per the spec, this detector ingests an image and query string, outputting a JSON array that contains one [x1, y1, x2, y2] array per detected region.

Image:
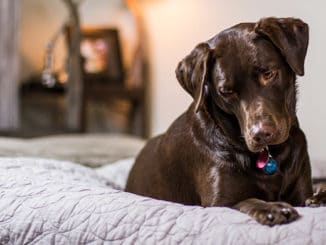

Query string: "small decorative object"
[[42, 47, 55, 87], [256, 147, 278, 175], [42, 24, 66, 88]]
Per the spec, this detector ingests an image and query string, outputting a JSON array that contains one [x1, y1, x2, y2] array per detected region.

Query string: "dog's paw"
[[305, 191, 326, 207], [250, 202, 299, 226]]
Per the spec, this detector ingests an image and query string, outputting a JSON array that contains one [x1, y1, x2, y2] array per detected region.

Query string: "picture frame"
[[80, 28, 124, 85]]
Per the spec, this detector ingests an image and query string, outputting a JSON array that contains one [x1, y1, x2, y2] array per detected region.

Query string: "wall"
[[141, 0, 326, 160]]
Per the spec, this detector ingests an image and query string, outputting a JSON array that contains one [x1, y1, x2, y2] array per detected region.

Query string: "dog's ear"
[[176, 43, 211, 113], [255, 17, 309, 76]]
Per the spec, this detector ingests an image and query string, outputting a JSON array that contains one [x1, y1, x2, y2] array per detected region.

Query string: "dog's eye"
[[219, 87, 234, 97], [263, 70, 276, 79], [259, 70, 277, 85]]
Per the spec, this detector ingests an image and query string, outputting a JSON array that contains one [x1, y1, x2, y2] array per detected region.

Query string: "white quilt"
[[0, 157, 325, 244]]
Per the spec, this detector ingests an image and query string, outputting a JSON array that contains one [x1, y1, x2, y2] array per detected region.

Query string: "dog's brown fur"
[[126, 17, 326, 226]]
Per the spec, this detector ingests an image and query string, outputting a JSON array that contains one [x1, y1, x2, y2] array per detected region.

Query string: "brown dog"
[[126, 17, 326, 226]]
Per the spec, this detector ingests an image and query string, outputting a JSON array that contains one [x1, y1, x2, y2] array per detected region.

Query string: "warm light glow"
[[58, 70, 68, 84]]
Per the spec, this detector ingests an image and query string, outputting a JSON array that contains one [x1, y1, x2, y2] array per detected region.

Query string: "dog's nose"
[[251, 124, 274, 144]]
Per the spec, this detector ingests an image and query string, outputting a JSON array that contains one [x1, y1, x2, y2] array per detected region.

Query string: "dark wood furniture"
[[75, 27, 149, 137]]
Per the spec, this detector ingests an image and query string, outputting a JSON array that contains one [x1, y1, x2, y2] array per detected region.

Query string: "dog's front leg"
[[233, 198, 300, 226]]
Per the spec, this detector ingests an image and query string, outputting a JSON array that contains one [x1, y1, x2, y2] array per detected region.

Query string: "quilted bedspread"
[[0, 158, 325, 244]]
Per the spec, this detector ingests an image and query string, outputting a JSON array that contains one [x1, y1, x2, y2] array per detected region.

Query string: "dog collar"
[[256, 147, 278, 175]]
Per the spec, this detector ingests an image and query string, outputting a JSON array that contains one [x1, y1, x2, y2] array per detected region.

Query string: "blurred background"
[[0, 0, 325, 161]]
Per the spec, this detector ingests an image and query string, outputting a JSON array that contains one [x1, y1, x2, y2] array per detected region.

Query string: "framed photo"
[[80, 28, 124, 84]]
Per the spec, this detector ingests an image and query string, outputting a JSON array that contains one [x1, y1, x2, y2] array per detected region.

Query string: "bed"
[[0, 134, 325, 244]]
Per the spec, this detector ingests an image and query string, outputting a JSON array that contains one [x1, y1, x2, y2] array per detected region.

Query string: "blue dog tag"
[[263, 158, 278, 175]]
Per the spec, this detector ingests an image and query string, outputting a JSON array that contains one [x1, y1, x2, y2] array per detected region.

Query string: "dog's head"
[[176, 17, 309, 152]]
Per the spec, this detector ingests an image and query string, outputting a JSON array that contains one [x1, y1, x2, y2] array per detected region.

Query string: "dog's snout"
[[251, 123, 275, 144]]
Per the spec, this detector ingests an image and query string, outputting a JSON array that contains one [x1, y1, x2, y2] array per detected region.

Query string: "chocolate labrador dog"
[[126, 17, 326, 226]]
